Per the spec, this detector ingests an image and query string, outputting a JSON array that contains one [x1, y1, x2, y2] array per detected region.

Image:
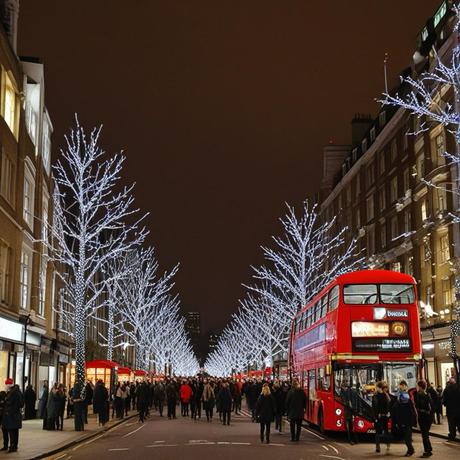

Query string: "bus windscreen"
[[343, 284, 414, 304]]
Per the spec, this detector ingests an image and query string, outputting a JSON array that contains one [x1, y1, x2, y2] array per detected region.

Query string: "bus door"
[[306, 369, 316, 419]]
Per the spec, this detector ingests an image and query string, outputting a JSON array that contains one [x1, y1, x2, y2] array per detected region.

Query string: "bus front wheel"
[[318, 408, 325, 435]]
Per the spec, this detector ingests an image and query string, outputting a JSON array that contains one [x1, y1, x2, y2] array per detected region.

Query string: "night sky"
[[19, 1, 441, 334]]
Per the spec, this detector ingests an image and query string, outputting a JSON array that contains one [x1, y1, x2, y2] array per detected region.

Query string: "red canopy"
[[85, 360, 119, 369], [117, 367, 132, 375], [134, 369, 147, 376]]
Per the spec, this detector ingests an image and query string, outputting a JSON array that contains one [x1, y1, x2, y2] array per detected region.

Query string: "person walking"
[[245, 380, 259, 422], [0, 389, 8, 451], [154, 381, 166, 417], [426, 383, 439, 425], [3, 380, 23, 453], [93, 380, 109, 426], [166, 379, 178, 419], [393, 380, 417, 457], [38, 380, 49, 419], [256, 383, 276, 444], [180, 380, 192, 417], [372, 381, 391, 453], [340, 382, 357, 445], [137, 381, 150, 423], [23, 384, 36, 420], [83, 380, 94, 424], [286, 379, 306, 442], [194, 379, 203, 420], [219, 382, 232, 426], [233, 379, 242, 415], [414, 380, 434, 458], [442, 377, 460, 441], [71, 381, 86, 431], [44, 383, 59, 430], [273, 382, 286, 433], [435, 385, 443, 425], [202, 380, 215, 422]]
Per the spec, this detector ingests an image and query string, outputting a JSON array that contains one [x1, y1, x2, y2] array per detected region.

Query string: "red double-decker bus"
[[289, 269, 422, 434]]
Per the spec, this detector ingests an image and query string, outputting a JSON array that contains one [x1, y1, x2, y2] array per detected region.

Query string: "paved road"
[[48, 408, 460, 460]]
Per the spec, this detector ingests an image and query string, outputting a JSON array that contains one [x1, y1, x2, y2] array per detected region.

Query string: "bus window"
[[307, 308, 313, 328], [320, 295, 328, 317], [383, 363, 417, 394], [318, 367, 330, 391], [343, 284, 378, 304], [301, 311, 307, 330], [328, 285, 339, 311], [380, 284, 415, 304]]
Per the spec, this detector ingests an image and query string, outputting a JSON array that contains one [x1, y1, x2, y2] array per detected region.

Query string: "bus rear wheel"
[[318, 408, 325, 435]]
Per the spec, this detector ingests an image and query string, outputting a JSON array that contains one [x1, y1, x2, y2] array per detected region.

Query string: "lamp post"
[[19, 313, 31, 393]]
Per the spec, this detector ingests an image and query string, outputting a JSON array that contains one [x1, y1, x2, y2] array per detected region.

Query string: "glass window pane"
[[380, 284, 414, 304], [343, 284, 378, 304]]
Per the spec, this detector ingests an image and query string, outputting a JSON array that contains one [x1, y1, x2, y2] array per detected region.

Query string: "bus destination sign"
[[353, 338, 411, 353]]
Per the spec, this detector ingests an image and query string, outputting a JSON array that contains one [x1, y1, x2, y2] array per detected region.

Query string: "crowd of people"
[[0, 374, 459, 454]]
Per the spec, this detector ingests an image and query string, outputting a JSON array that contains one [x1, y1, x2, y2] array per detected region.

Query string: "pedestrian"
[[166, 379, 178, 419], [272, 382, 286, 433], [392, 380, 417, 457], [372, 381, 391, 453], [194, 379, 203, 420], [66, 385, 74, 418], [245, 380, 259, 422], [442, 377, 460, 441], [286, 379, 306, 442], [435, 385, 443, 425], [93, 380, 109, 426], [256, 383, 276, 444], [38, 380, 49, 419], [23, 384, 36, 420], [219, 382, 232, 426], [340, 382, 357, 445], [414, 380, 433, 458], [136, 381, 150, 423], [0, 389, 8, 451], [125, 383, 131, 416], [154, 381, 166, 417], [2, 380, 23, 453], [202, 379, 215, 422], [71, 382, 86, 431], [426, 383, 439, 425], [180, 380, 192, 417], [233, 379, 242, 415], [84, 380, 94, 424], [130, 382, 137, 410]]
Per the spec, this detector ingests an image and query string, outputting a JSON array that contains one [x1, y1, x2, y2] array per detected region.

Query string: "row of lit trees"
[[49, 119, 199, 395], [205, 202, 363, 376]]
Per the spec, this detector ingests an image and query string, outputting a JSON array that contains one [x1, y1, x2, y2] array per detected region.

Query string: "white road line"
[[268, 443, 285, 446], [319, 455, 345, 460], [328, 444, 339, 454], [108, 448, 130, 451], [54, 454, 68, 460], [153, 440, 166, 443], [83, 435, 104, 445], [122, 424, 146, 437], [303, 425, 325, 440], [322, 445, 329, 451], [146, 444, 178, 448], [231, 442, 251, 445], [217, 442, 231, 444]]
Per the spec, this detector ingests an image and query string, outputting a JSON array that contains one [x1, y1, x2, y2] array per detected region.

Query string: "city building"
[[0, 0, 69, 389], [319, 0, 459, 388]]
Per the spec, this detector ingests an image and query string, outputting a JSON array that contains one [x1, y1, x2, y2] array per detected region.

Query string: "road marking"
[[153, 440, 165, 443], [146, 444, 178, 448], [54, 454, 68, 460], [322, 445, 329, 451], [328, 444, 339, 454], [232, 442, 251, 445], [217, 441, 231, 444], [122, 424, 146, 437], [319, 455, 345, 460], [83, 435, 104, 445], [268, 443, 285, 446], [108, 448, 130, 451]]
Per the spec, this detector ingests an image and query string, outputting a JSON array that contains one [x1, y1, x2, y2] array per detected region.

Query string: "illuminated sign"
[[353, 338, 411, 352], [373, 308, 408, 320], [352, 322, 389, 337]]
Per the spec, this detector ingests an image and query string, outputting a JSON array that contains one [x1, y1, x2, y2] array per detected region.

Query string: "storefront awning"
[[86, 360, 119, 369]]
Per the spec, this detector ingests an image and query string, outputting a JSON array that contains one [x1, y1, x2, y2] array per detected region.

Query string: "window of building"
[[421, 199, 427, 221], [390, 176, 398, 202], [38, 258, 47, 316], [352, 148, 358, 163], [380, 223, 387, 249], [391, 215, 398, 240], [367, 227, 375, 256], [42, 118, 51, 173], [391, 261, 401, 272], [434, 1, 447, 28], [391, 138, 397, 163], [379, 187, 386, 210], [435, 187, 447, 213], [356, 208, 361, 229], [440, 234, 450, 263], [370, 127, 376, 143], [366, 195, 374, 222], [0, 150, 14, 204], [403, 129, 409, 151], [379, 152, 385, 175], [379, 111, 386, 127], [19, 247, 32, 309], [367, 163, 375, 189], [442, 278, 452, 308], [406, 255, 414, 276], [23, 177, 35, 229], [403, 168, 410, 194], [423, 236, 432, 262], [25, 102, 37, 145], [42, 193, 49, 248], [435, 131, 446, 163], [362, 138, 368, 154], [356, 175, 360, 197], [404, 210, 412, 233], [416, 152, 425, 180], [346, 187, 351, 205], [1, 70, 18, 137], [0, 241, 12, 304]]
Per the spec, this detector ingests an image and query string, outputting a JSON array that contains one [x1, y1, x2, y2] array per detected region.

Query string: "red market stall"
[[117, 367, 132, 382], [85, 360, 118, 393], [134, 369, 147, 380]]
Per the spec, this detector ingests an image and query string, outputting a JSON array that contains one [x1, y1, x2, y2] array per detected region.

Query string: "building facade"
[[319, 0, 460, 388]]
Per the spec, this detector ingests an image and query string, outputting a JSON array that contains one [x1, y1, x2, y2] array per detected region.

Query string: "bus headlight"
[[357, 420, 365, 428], [336, 420, 342, 427], [392, 322, 407, 336], [335, 408, 342, 416]]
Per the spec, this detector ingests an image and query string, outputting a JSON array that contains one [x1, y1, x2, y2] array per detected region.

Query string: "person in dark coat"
[[194, 380, 203, 420], [442, 378, 460, 441], [38, 380, 48, 419], [71, 382, 86, 431], [218, 382, 232, 426], [256, 383, 276, 444], [56, 385, 66, 430], [426, 383, 439, 425], [93, 380, 109, 426], [84, 381, 94, 424], [372, 381, 391, 453], [3, 380, 23, 453], [23, 385, 36, 420], [44, 383, 59, 430], [136, 381, 150, 423], [272, 382, 286, 433], [0, 390, 8, 451], [392, 380, 417, 457], [286, 379, 306, 442], [414, 380, 433, 458], [435, 385, 443, 425], [245, 380, 259, 422], [202, 380, 215, 422], [154, 381, 166, 417], [340, 382, 357, 445]]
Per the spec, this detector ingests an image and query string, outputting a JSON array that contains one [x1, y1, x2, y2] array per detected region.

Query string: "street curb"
[[30, 413, 137, 459], [413, 428, 460, 443]]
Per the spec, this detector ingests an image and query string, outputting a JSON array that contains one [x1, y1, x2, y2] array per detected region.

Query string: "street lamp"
[[19, 313, 31, 392]]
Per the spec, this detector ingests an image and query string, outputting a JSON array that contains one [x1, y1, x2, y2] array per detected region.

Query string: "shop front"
[[117, 366, 132, 382], [133, 369, 146, 381], [86, 360, 118, 393]]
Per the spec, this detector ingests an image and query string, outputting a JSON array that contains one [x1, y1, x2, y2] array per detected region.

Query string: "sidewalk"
[[0, 411, 136, 460], [415, 419, 460, 442]]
